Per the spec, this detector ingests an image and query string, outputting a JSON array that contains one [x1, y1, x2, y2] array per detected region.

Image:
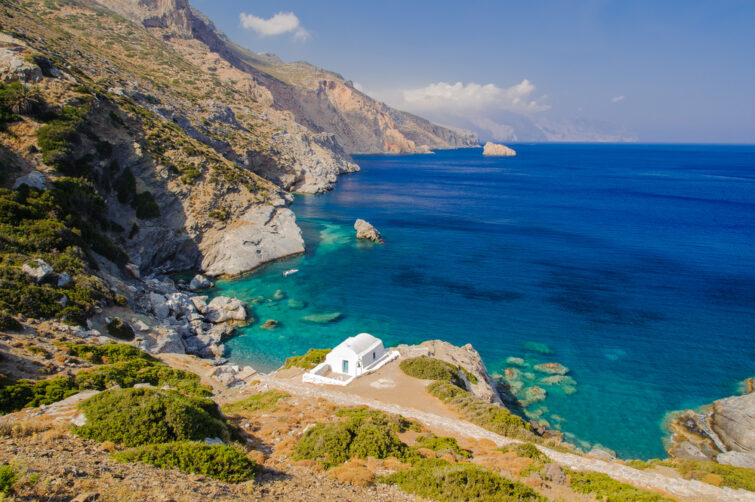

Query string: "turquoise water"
[[210, 145, 755, 459]]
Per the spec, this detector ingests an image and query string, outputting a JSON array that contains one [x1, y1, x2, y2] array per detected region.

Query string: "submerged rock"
[[523, 386, 547, 404], [534, 362, 569, 375], [354, 219, 384, 244], [272, 289, 286, 301], [260, 319, 279, 330], [301, 312, 343, 324], [287, 299, 306, 309], [505, 356, 526, 367], [523, 342, 553, 355], [540, 375, 577, 387]]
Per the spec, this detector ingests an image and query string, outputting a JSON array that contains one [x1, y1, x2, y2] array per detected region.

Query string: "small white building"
[[303, 333, 399, 386]]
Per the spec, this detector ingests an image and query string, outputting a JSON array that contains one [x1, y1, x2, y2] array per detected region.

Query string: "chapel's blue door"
[[342, 360, 349, 373]]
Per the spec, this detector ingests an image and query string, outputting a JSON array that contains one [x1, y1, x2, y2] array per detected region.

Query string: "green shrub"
[[113, 441, 256, 483], [512, 443, 550, 463], [568, 470, 674, 502], [335, 407, 422, 433], [63, 342, 152, 364], [415, 434, 472, 458], [113, 167, 136, 204], [0, 464, 17, 495], [223, 390, 289, 414], [36, 103, 90, 173], [131, 191, 160, 219], [399, 356, 465, 388], [427, 381, 534, 440], [105, 317, 134, 341], [459, 365, 479, 384], [208, 207, 229, 221], [0, 312, 21, 331], [283, 348, 330, 369], [293, 421, 353, 468], [294, 408, 417, 468], [381, 458, 543, 501], [0, 82, 22, 127], [76, 388, 230, 447]]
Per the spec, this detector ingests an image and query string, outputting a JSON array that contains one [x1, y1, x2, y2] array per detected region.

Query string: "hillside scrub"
[[283, 348, 330, 369], [76, 388, 232, 447], [627, 458, 755, 492], [105, 317, 134, 341], [427, 381, 534, 440], [381, 458, 544, 502], [0, 344, 210, 414], [415, 434, 472, 458], [399, 356, 466, 388], [0, 180, 126, 325], [113, 441, 256, 483], [568, 470, 674, 502], [223, 390, 289, 414]]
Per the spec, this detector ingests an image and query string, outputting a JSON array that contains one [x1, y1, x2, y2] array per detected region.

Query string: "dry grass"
[[0, 419, 50, 437], [327, 460, 374, 487], [293, 459, 325, 472]]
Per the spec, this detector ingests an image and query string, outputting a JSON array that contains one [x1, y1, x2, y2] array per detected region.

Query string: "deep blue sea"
[[210, 144, 755, 459]]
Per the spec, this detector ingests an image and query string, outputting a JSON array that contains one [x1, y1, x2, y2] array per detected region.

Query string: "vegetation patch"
[[334, 407, 422, 433], [427, 381, 534, 440], [399, 356, 465, 388], [113, 441, 256, 483], [0, 464, 17, 496], [293, 408, 417, 468], [415, 434, 472, 458], [76, 387, 231, 447], [36, 102, 91, 174], [627, 458, 755, 492], [381, 458, 543, 501], [223, 390, 289, 414], [0, 344, 210, 414], [283, 348, 330, 370], [568, 470, 674, 502], [131, 191, 160, 219], [0, 312, 21, 331]]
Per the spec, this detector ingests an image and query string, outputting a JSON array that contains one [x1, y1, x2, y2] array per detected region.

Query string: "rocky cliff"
[[96, 0, 477, 155]]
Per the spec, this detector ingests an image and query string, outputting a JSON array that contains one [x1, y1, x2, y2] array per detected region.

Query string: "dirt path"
[[260, 375, 755, 502]]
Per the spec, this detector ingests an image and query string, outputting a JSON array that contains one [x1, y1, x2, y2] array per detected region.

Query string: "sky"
[[193, 0, 755, 143]]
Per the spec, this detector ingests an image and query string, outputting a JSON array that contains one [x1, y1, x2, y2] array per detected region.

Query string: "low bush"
[[76, 387, 230, 447], [0, 464, 17, 495], [512, 443, 550, 464], [334, 407, 422, 433], [105, 317, 134, 341], [113, 441, 256, 483], [381, 458, 544, 501], [568, 470, 674, 502], [131, 191, 160, 219], [415, 434, 472, 458], [113, 167, 136, 204], [399, 356, 465, 388], [223, 390, 289, 414], [427, 381, 534, 440], [283, 348, 330, 370], [63, 342, 150, 364], [0, 312, 21, 331], [293, 408, 416, 468], [652, 459, 755, 492], [36, 103, 90, 173]]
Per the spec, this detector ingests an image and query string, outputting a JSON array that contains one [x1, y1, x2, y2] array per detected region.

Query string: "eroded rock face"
[[667, 383, 755, 468], [482, 142, 517, 157], [354, 219, 384, 244], [13, 171, 48, 191], [203, 296, 247, 323], [396, 339, 503, 405], [0, 47, 42, 82], [200, 206, 305, 278]]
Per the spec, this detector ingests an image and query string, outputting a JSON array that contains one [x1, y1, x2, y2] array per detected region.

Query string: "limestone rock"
[[0, 48, 42, 82], [200, 206, 305, 278], [710, 391, 755, 454], [189, 274, 213, 291], [354, 219, 384, 243], [203, 296, 247, 323], [149, 292, 170, 320], [13, 171, 48, 190], [125, 263, 140, 279], [716, 451, 755, 469], [56, 273, 73, 288], [482, 142, 517, 157], [190, 295, 208, 314], [541, 463, 567, 485], [22, 259, 53, 283]]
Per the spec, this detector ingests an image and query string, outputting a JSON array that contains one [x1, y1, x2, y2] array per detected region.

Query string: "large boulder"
[[354, 219, 384, 244], [22, 259, 54, 283], [13, 171, 48, 191], [203, 296, 247, 323], [189, 274, 213, 291], [0, 48, 43, 83]]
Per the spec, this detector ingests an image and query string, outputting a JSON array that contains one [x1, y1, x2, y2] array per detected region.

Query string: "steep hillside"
[[95, 0, 477, 154]]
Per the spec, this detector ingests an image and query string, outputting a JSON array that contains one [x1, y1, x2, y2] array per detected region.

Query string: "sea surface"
[[210, 144, 755, 459]]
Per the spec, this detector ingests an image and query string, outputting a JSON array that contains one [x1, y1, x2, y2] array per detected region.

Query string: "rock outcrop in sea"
[[666, 380, 755, 468], [482, 142, 517, 156], [354, 219, 384, 244]]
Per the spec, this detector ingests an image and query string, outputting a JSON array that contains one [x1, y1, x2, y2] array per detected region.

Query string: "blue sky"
[[193, 0, 755, 143]]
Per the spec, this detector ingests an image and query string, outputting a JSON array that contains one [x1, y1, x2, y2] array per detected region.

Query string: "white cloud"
[[612, 95, 625, 103], [239, 11, 309, 40], [400, 80, 550, 116]]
